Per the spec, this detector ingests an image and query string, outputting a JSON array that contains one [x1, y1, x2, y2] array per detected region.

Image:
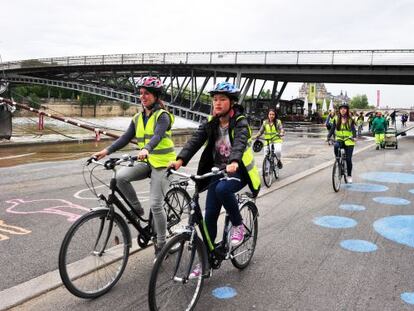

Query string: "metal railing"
[[2, 49, 414, 70], [6, 75, 209, 122]]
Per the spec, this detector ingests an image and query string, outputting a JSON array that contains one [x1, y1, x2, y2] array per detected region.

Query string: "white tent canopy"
[[322, 98, 327, 113]]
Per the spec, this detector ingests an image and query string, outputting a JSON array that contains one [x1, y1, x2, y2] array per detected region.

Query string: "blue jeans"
[[334, 142, 354, 176], [205, 171, 247, 243]]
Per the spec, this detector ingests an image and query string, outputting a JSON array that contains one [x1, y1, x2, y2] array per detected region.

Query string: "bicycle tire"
[[59, 209, 130, 299], [231, 201, 258, 269], [164, 187, 191, 235], [342, 160, 348, 184], [262, 156, 273, 188], [148, 233, 206, 311], [332, 160, 341, 192]]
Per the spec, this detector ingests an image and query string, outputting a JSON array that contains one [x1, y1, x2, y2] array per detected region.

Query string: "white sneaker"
[[347, 176, 353, 184]]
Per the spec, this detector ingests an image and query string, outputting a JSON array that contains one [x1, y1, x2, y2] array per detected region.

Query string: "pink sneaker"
[[231, 224, 245, 247], [189, 264, 202, 279]]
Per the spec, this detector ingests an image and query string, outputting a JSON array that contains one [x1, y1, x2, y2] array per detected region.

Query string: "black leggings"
[[334, 142, 354, 176]]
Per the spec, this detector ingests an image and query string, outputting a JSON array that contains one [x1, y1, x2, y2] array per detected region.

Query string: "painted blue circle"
[[373, 215, 414, 248], [313, 216, 357, 229], [345, 183, 389, 192], [372, 197, 410, 205], [360, 172, 414, 184], [340, 240, 378, 252], [212, 286, 237, 299], [401, 292, 414, 305], [409, 189, 414, 195], [339, 204, 366, 211]]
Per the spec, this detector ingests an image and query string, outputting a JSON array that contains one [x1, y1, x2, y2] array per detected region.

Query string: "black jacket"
[[177, 104, 252, 192]]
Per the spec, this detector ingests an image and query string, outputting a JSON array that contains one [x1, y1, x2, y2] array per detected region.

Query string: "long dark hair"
[[267, 108, 277, 123], [336, 108, 354, 131]]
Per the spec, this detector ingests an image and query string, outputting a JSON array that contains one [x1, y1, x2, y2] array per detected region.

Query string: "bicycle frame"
[[168, 169, 256, 278], [88, 158, 154, 247]]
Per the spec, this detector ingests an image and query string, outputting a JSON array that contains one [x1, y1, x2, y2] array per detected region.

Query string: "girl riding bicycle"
[[254, 108, 284, 168], [169, 81, 261, 258], [327, 103, 356, 184], [93, 76, 176, 255]]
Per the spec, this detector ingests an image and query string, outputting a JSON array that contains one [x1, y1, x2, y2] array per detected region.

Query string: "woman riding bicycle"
[[327, 102, 356, 184], [93, 76, 176, 255], [254, 108, 284, 168], [169, 81, 261, 253]]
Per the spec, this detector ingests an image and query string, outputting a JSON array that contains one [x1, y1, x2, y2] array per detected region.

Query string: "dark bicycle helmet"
[[253, 140, 264, 153], [338, 102, 349, 109], [209, 82, 240, 101]]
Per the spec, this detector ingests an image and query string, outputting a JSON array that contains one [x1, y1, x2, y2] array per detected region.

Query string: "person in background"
[[371, 110, 388, 150], [327, 103, 356, 183], [356, 112, 364, 137], [254, 108, 285, 168]]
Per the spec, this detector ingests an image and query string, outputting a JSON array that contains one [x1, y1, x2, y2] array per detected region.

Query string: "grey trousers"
[[116, 162, 167, 245]]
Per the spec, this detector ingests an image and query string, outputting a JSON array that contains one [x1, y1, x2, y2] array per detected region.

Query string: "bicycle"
[[58, 155, 190, 299], [329, 137, 353, 192], [148, 167, 259, 311], [259, 134, 282, 188]]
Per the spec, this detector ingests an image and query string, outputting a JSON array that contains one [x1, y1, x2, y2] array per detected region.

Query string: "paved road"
[[2, 132, 414, 310]]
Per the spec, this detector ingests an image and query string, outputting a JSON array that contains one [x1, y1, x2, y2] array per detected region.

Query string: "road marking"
[[0, 219, 31, 241], [0, 153, 36, 160]]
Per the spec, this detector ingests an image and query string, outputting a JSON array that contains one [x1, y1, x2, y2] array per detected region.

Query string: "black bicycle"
[[148, 168, 259, 311], [58, 155, 190, 299], [260, 135, 282, 188], [329, 138, 352, 192]]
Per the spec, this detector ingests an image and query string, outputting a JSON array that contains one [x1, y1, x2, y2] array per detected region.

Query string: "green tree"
[[350, 94, 370, 109], [79, 93, 102, 117]]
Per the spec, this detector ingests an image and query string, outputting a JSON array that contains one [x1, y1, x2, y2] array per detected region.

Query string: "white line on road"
[[0, 153, 36, 160]]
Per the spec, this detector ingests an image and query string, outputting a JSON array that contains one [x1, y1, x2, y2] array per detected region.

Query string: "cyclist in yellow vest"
[[93, 76, 176, 256], [169, 82, 260, 278], [254, 108, 285, 168], [327, 103, 356, 183]]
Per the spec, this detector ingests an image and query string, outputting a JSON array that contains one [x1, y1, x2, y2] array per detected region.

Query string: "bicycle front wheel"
[[59, 209, 130, 299], [164, 187, 191, 235], [231, 201, 258, 269], [332, 160, 341, 192], [262, 156, 273, 188], [148, 233, 206, 311]]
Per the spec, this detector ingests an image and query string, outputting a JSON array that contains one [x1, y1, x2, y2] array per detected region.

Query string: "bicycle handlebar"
[[167, 167, 225, 180], [86, 154, 139, 170]]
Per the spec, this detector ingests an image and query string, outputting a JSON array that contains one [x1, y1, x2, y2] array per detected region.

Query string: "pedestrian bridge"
[[1, 49, 414, 121]]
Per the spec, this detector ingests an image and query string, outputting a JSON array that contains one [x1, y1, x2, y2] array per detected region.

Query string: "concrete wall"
[[15, 99, 141, 117]]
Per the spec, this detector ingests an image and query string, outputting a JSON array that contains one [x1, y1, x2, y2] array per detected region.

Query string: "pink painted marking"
[[5, 198, 90, 222]]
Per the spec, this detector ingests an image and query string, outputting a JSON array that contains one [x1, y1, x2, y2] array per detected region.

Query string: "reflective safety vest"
[[133, 109, 176, 168], [334, 117, 355, 146], [208, 115, 261, 194], [263, 120, 282, 144]]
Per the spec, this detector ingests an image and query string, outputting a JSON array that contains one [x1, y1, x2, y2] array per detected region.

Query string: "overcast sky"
[[2, 0, 414, 108]]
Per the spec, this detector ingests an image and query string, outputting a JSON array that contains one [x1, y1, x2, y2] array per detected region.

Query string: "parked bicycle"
[[58, 155, 190, 299], [329, 138, 351, 192], [148, 167, 259, 311]]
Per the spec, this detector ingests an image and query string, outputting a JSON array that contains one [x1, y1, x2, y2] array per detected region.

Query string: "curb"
[[0, 141, 376, 310]]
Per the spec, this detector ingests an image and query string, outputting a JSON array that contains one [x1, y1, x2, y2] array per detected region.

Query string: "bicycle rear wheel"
[[148, 233, 206, 311], [164, 187, 191, 235], [231, 201, 258, 269], [332, 160, 341, 192], [59, 209, 130, 299], [262, 156, 273, 188]]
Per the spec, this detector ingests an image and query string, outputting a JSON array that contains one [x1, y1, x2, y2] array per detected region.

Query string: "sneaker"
[[376, 146, 380, 150], [230, 224, 245, 247], [347, 176, 353, 184], [189, 264, 202, 279], [277, 160, 283, 169]]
